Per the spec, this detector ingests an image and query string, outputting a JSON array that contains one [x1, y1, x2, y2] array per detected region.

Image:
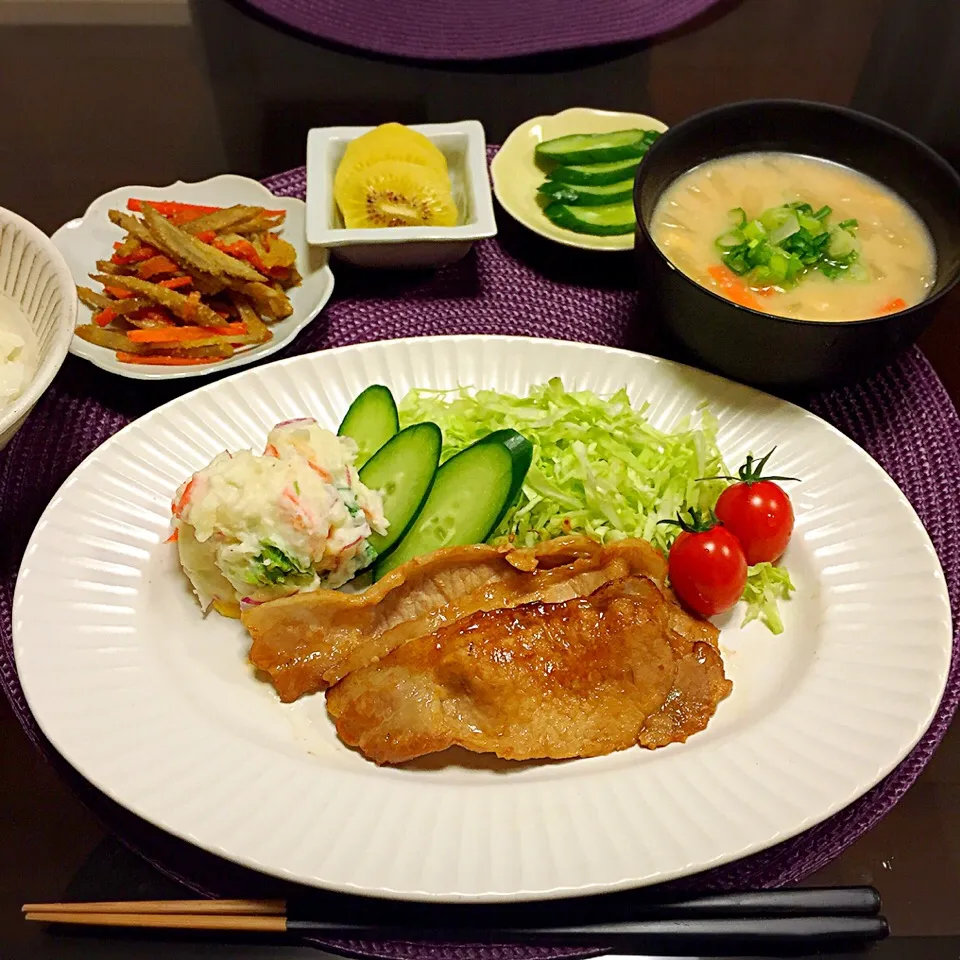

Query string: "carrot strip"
[[127, 199, 285, 219], [93, 308, 117, 327], [116, 352, 220, 366], [707, 265, 762, 309], [128, 328, 209, 343], [166, 527, 180, 543], [172, 476, 198, 517], [212, 237, 269, 274], [881, 297, 907, 313], [112, 245, 159, 266], [158, 276, 193, 289], [137, 255, 180, 279], [104, 285, 136, 300], [195, 230, 218, 243]]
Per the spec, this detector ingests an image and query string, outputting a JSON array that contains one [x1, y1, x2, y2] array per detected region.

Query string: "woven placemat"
[[0, 160, 957, 959], [244, 0, 724, 62]]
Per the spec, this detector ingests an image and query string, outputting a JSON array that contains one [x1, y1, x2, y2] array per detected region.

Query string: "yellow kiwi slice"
[[335, 123, 447, 194], [336, 159, 458, 229]]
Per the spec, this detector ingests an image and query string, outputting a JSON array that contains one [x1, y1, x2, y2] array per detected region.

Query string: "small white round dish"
[[13, 336, 951, 902], [0, 207, 76, 450], [491, 107, 668, 252], [50, 175, 335, 381]]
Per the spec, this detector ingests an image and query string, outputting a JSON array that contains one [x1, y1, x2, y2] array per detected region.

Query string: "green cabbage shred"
[[399, 378, 793, 633], [740, 562, 795, 635]]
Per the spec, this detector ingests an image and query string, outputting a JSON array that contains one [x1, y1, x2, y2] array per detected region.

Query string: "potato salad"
[[173, 418, 387, 617]]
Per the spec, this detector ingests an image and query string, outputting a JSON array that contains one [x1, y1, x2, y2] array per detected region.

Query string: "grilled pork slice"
[[326, 575, 732, 765], [243, 536, 666, 702]]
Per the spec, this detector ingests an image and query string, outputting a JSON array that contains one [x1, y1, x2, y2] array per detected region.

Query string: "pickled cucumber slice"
[[538, 178, 634, 206], [546, 157, 641, 186], [543, 200, 636, 236], [536, 129, 658, 165]]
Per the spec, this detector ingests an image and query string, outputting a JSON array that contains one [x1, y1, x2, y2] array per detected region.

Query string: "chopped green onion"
[[714, 199, 861, 291]]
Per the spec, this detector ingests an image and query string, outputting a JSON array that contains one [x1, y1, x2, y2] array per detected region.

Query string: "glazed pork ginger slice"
[[326, 575, 732, 765], [243, 535, 666, 702]]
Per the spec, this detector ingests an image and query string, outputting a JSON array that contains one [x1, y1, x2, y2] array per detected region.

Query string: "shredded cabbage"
[[740, 562, 795, 635], [398, 377, 793, 633]]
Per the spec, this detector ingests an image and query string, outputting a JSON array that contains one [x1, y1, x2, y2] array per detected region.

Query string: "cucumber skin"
[[480, 429, 534, 534], [535, 130, 650, 165], [359, 422, 441, 561], [547, 160, 641, 186], [337, 385, 399, 468], [373, 428, 533, 580], [537, 179, 634, 206], [543, 201, 636, 237]]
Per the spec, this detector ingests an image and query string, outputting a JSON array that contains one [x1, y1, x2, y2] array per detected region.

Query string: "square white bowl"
[[306, 120, 497, 268]]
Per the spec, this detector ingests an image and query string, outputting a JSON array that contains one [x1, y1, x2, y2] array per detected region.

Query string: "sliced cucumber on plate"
[[546, 156, 642, 186], [359, 422, 441, 561], [533, 129, 659, 237], [538, 178, 634, 206], [543, 200, 636, 237], [374, 428, 533, 579], [535, 129, 653, 165], [337, 384, 398, 468]]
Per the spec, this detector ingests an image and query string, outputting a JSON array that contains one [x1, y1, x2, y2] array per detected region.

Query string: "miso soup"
[[651, 152, 936, 321]]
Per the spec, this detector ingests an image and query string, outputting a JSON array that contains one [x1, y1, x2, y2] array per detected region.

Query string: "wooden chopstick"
[[22, 899, 285, 916], [24, 912, 288, 932]]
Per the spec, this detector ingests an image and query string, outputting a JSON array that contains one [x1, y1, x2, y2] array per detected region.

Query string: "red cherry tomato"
[[710, 448, 798, 565], [662, 510, 748, 617], [715, 480, 794, 565]]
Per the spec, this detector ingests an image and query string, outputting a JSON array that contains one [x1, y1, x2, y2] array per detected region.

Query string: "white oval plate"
[[13, 336, 951, 901], [491, 107, 668, 252], [50, 175, 334, 380]]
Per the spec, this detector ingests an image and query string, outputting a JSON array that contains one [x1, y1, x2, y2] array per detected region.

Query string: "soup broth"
[[651, 152, 936, 321]]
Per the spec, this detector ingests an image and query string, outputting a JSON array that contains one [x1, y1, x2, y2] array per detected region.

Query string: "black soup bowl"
[[633, 99, 960, 390]]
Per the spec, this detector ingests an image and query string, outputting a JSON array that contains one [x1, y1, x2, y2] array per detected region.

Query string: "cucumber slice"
[[543, 200, 636, 236], [536, 129, 658, 165], [337, 385, 398, 468], [374, 428, 533, 579], [359, 422, 441, 560], [547, 157, 642, 186], [538, 178, 634, 206]]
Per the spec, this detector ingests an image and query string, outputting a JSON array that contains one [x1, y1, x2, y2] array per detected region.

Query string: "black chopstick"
[[552, 886, 883, 919], [286, 915, 889, 947]]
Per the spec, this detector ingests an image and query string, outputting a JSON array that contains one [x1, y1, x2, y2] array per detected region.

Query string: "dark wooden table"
[[2, 0, 959, 956]]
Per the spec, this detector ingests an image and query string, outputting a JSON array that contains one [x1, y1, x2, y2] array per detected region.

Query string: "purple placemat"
[[244, 0, 724, 61], [0, 161, 958, 959]]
